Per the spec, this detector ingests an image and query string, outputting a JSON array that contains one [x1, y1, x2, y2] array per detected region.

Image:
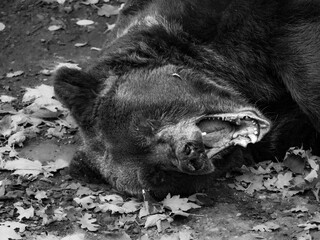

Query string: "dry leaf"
[[162, 194, 201, 213], [74, 42, 88, 47], [6, 70, 24, 78], [74, 196, 97, 209], [78, 213, 99, 231], [0, 95, 16, 103], [0, 22, 5, 31], [0, 226, 22, 240], [76, 19, 94, 26], [0, 221, 27, 232], [48, 25, 62, 31], [97, 4, 123, 17], [16, 206, 35, 221], [252, 221, 280, 232], [82, 0, 99, 5]]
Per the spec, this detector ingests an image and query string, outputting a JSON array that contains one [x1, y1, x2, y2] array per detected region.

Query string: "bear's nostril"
[[189, 158, 202, 171], [184, 144, 192, 155]]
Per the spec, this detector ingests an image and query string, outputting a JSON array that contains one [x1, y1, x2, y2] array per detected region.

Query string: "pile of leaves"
[[228, 147, 320, 200]]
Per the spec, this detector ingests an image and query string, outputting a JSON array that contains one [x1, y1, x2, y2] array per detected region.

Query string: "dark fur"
[[54, 0, 320, 198]]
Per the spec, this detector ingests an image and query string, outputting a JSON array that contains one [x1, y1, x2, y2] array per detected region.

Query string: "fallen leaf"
[[106, 23, 115, 31], [0, 221, 27, 232], [162, 194, 201, 213], [0, 115, 12, 137], [35, 190, 48, 201], [0, 226, 22, 240], [74, 196, 97, 209], [179, 230, 193, 240], [76, 19, 94, 26], [304, 169, 318, 182], [82, 0, 99, 5], [144, 214, 168, 230], [252, 221, 280, 232], [74, 42, 88, 47], [53, 207, 67, 221], [6, 70, 24, 78], [95, 202, 125, 214], [122, 199, 141, 213], [275, 172, 293, 189], [2, 158, 42, 177], [48, 25, 62, 31], [7, 130, 26, 146], [0, 22, 5, 31], [78, 213, 99, 231], [97, 4, 123, 17], [284, 153, 305, 174], [0, 95, 16, 103], [90, 47, 102, 51], [43, 158, 69, 173], [289, 205, 309, 213], [99, 194, 124, 204], [16, 206, 35, 221]]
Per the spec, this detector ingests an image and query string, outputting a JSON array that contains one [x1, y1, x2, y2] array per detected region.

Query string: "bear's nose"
[[176, 141, 207, 171]]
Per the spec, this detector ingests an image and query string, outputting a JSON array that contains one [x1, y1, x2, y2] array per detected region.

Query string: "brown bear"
[[54, 0, 320, 198]]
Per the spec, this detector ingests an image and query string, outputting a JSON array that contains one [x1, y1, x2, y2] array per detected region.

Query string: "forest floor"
[[0, 1, 320, 240]]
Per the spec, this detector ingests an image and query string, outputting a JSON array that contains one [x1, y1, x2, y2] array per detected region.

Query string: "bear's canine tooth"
[[201, 132, 207, 136], [248, 134, 258, 143]]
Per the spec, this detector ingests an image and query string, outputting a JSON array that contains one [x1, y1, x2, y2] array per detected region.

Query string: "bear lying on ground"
[[54, 0, 320, 198]]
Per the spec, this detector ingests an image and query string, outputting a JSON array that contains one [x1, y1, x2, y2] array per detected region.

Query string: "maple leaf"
[[298, 223, 319, 231], [76, 19, 94, 26], [94, 202, 125, 214], [122, 199, 142, 213], [252, 221, 280, 232], [0, 226, 22, 240], [43, 158, 69, 173], [0, 221, 27, 232], [304, 169, 318, 182], [74, 196, 97, 209], [53, 207, 67, 221], [78, 213, 99, 231], [0, 115, 12, 137], [162, 194, 201, 214], [35, 190, 48, 201], [82, 0, 99, 5], [99, 194, 124, 204], [2, 158, 42, 177], [289, 205, 309, 213], [6, 70, 24, 78], [283, 153, 306, 174], [245, 176, 265, 194], [97, 4, 123, 17], [75, 186, 101, 196], [263, 176, 277, 191], [144, 214, 169, 232], [0, 95, 16, 103], [15, 206, 35, 221], [7, 130, 26, 147], [275, 172, 292, 189]]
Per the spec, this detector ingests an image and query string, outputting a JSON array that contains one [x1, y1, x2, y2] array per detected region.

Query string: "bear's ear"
[[54, 67, 101, 126]]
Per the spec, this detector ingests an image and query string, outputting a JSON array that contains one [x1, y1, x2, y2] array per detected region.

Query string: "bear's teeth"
[[201, 132, 207, 136], [248, 134, 258, 143]]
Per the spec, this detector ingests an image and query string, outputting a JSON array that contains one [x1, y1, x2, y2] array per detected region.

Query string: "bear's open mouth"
[[196, 111, 270, 158]]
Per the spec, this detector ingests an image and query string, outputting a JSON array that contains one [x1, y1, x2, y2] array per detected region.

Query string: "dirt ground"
[[1, 1, 320, 240]]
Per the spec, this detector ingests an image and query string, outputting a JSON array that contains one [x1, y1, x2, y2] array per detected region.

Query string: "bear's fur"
[[54, 0, 320, 198]]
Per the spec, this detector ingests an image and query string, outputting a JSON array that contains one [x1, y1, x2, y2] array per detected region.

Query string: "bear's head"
[[54, 63, 271, 177]]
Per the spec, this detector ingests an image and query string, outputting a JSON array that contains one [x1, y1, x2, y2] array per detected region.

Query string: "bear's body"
[[54, 0, 320, 198]]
